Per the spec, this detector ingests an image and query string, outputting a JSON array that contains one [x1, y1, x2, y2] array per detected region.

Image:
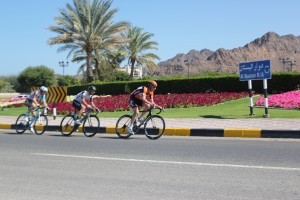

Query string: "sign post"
[[239, 60, 271, 118], [248, 80, 254, 115]]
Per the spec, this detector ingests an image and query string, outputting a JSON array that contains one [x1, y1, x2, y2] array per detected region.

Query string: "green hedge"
[[67, 73, 300, 95]]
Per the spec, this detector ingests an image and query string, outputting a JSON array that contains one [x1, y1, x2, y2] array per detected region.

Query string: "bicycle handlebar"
[[34, 106, 46, 111], [156, 107, 163, 114], [32, 106, 52, 114], [139, 106, 163, 114], [85, 108, 100, 115]]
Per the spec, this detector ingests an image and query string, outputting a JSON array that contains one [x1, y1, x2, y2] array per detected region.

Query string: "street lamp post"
[[59, 61, 69, 76]]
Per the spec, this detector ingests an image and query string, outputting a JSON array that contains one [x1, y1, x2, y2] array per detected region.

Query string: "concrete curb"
[[1, 124, 300, 139]]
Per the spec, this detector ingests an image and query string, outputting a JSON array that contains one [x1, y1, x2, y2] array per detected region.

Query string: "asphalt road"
[[1, 130, 300, 200]]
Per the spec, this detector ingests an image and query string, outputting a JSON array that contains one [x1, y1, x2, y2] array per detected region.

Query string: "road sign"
[[239, 60, 271, 81], [31, 86, 67, 103]]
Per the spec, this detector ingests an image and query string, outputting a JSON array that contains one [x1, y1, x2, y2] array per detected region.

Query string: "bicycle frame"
[[130, 107, 163, 133], [26, 107, 44, 127], [72, 108, 96, 124]]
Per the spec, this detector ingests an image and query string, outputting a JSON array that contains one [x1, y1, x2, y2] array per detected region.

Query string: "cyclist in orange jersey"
[[128, 80, 162, 134]]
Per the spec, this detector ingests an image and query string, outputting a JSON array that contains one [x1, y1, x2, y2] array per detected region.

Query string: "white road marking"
[[32, 153, 300, 171]]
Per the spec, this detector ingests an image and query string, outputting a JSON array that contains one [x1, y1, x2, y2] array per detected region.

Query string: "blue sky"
[[1, 0, 299, 76]]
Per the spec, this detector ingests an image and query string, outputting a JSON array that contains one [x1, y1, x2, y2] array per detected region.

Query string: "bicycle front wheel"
[[33, 115, 48, 135], [115, 115, 132, 139], [15, 114, 28, 134], [82, 115, 100, 137], [144, 115, 165, 140], [60, 115, 76, 136]]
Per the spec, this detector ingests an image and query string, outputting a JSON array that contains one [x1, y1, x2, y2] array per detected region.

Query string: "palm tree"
[[122, 26, 160, 80], [48, 0, 129, 83]]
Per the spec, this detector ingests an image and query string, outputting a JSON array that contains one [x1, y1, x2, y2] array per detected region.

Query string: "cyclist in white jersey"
[[24, 86, 50, 131], [72, 86, 100, 124]]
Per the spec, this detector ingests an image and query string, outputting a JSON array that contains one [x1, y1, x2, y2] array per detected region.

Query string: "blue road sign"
[[239, 60, 271, 81]]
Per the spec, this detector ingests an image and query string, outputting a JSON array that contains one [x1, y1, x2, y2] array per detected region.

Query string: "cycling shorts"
[[72, 99, 82, 110], [129, 97, 143, 108], [24, 98, 33, 107]]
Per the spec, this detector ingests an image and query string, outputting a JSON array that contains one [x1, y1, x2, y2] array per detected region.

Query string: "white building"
[[119, 65, 143, 79]]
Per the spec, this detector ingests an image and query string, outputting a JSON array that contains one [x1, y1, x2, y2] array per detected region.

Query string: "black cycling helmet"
[[88, 86, 96, 91]]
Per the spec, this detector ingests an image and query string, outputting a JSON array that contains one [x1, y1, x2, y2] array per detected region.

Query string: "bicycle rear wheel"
[[144, 115, 165, 140], [82, 115, 100, 137], [34, 115, 48, 135], [115, 115, 133, 139], [15, 114, 28, 134], [60, 115, 76, 136]]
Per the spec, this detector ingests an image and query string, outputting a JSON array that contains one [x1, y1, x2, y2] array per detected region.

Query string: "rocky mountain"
[[157, 32, 300, 76]]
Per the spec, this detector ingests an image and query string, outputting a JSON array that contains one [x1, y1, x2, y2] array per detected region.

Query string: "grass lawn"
[[1, 97, 300, 118]]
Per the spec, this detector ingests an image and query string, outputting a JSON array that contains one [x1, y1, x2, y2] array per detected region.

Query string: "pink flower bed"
[[52, 92, 248, 114], [255, 91, 300, 109], [0, 98, 26, 108], [0, 97, 26, 103]]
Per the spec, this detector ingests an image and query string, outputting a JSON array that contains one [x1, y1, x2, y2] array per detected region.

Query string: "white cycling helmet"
[[40, 86, 48, 92]]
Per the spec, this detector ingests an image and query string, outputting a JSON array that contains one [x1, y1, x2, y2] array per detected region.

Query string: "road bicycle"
[[15, 106, 49, 135], [60, 108, 100, 137], [115, 107, 165, 140]]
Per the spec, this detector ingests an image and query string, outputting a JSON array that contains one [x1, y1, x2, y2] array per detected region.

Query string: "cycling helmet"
[[148, 80, 157, 88], [88, 86, 96, 91], [40, 86, 48, 92]]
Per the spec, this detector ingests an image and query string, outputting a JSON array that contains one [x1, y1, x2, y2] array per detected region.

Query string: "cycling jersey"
[[131, 86, 154, 101], [74, 91, 93, 103], [27, 90, 46, 102], [129, 86, 153, 108]]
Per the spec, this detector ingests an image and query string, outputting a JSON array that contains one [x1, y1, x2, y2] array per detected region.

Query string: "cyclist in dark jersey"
[[128, 80, 162, 134], [72, 86, 100, 124]]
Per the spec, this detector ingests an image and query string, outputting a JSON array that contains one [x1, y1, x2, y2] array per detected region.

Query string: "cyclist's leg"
[[29, 105, 36, 132], [139, 102, 151, 120], [30, 102, 37, 117], [72, 100, 83, 124], [128, 97, 142, 133], [24, 100, 30, 121], [78, 105, 85, 117], [26, 99, 36, 131], [130, 106, 139, 128], [25, 98, 34, 117]]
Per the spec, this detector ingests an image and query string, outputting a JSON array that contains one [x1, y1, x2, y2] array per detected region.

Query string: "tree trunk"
[[86, 52, 95, 83], [94, 58, 104, 81], [129, 59, 135, 81]]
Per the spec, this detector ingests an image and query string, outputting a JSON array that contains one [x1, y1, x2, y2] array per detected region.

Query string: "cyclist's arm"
[[149, 93, 157, 108], [154, 104, 162, 109], [141, 95, 153, 106], [82, 99, 90, 108], [32, 96, 40, 107], [41, 95, 50, 109], [149, 93, 162, 109], [91, 101, 98, 109], [141, 90, 155, 106], [42, 102, 49, 109], [151, 100, 162, 109], [89, 96, 100, 111]]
